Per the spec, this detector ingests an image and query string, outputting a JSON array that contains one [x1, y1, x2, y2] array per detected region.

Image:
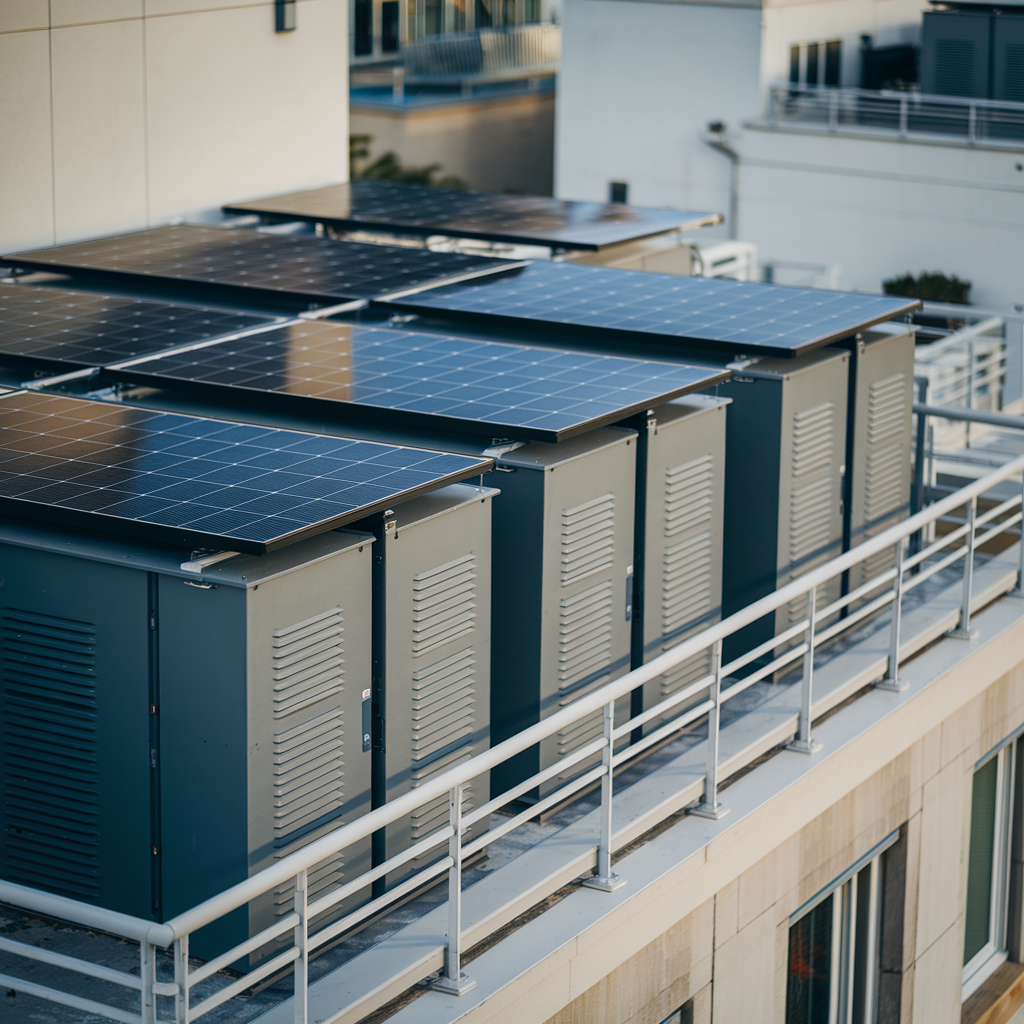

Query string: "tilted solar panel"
[[382, 260, 921, 357], [1, 224, 526, 307], [111, 320, 729, 443], [222, 180, 722, 251], [0, 284, 276, 369], [0, 390, 490, 553]]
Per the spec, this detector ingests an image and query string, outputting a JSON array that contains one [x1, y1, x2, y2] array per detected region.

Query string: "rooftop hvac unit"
[[0, 520, 372, 961], [369, 483, 496, 881], [641, 396, 727, 726], [921, 9, 993, 98]]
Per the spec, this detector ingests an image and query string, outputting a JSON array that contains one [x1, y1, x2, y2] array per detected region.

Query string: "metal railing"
[[4, 445, 1024, 1023], [766, 84, 1024, 148]]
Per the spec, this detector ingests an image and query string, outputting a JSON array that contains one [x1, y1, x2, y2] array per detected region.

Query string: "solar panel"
[[382, 261, 921, 357], [0, 284, 276, 370], [222, 181, 721, 251], [1, 224, 526, 307], [0, 390, 490, 554], [110, 321, 728, 443]]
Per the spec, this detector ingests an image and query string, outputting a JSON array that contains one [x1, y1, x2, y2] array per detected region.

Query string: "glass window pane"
[[965, 757, 999, 964], [786, 897, 833, 1024], [806, 43, 820, 85], [354, 0, 373, 55], [824, 40, 841, 86], [382, 1, 399, 51], [790, 45, 800, 84]]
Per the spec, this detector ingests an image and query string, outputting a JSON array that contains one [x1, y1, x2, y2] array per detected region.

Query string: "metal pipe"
[[692, 640, 728, 818], [582, 702, 626, 888], [877, 539, 907, 692], [787, 589, 822, 755], [430, 784, 476, 993], [948, 496, 979, 640], [914, 402, 1024, 430], [294, 870, 308, 1024]]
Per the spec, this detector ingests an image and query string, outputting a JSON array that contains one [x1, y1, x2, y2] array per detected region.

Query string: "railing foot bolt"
[[429, 972, 477, 996], [581, 872, 626, 892], [945, 627, 979, 641], [691, 800, 730, 820], [875, 677, 908, 693], [785, 738, 822, 755]]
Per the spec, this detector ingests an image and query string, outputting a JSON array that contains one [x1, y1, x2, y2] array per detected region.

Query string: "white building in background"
[[555, 0, 1024, 308], [0, 1, 349, 255]]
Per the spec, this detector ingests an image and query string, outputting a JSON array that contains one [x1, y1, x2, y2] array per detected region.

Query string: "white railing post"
[[899, 94, 908, 137], [583, 700, 627, 889], [294, 869, 308, 1024], [174, 936, 189, 1024], [877, 540, 908, 692], [140, 941, 157, 1024], [787, 588, 822, 754], [968, 103, 977, 144], [1016, 472, 1024, 596], [430, 783, 476, 994], [829, 89, 839, 132], [692, 640, 728, 819], [948, 496, 980, 639]]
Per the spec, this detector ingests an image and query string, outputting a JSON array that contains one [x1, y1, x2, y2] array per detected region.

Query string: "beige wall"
[[350, 90, 554, 195], [541, 660, 1024, 1024], [0, 0, 348, 254]]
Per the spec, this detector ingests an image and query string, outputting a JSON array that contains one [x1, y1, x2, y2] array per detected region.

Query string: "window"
[[790, 45, 801, 84], [806, 43, 820, 86], [659, 999, 694, 1024], [354, 0, 373, 55], [381, 0, 399, 52], [786, 830, 902, 1024], [824, 40, 841, 86], [609, 182, 629, 204], [963, 741, 1017, 999]]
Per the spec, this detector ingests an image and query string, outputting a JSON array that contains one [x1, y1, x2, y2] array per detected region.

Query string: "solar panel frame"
[[221, 181, 722, 251], [379, 261, 922, 358], [0, 283, 281, 372], [0, 389, 491, 554], [1, 224, 528, 308], [106, 320, 729, 443]]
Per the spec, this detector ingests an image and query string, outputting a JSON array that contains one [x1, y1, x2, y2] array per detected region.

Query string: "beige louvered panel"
[[662, 531, 713, 635], [272, 707, 344, 844], [659, 647, 713, 699], [789, 476, 835, 566], [410, 746, 474, 843], [412, 554, 477, 658], [560, 493, 615, 585], [273, 852, 345, 918], [791, 401, 835, 480], [557, 707, 604, 757], [865, 443, 905, 522], [867, 373, 907, 447], [411, 648, 476, 765], [272, 607, 344, 719], [664, 455, 713, 538], [558, 581, 614, 686]]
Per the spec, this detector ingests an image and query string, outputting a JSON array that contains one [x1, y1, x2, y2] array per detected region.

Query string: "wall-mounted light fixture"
[[276, 0, 296, 31]]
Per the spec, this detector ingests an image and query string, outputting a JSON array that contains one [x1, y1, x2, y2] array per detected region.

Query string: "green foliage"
[[883, 271, 972, 305], [349, 135, 466, 189]]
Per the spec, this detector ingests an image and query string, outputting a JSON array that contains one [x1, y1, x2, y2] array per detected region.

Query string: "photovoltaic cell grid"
[[0, 391, 489, 553], [223, 180, 722, 251], [2, 224, 525, 305], [385, 260, 922, 357], [0, 284, 275, 368], [116, 320, 728, 442]]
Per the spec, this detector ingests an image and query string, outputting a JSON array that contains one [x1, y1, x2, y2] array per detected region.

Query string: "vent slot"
[[864, 373, 907, 525], [273, 607, 344, 719], [411, 647, 476, 767], [273, 852, 345, 920], [273, 707, 344, 847], [558, 581, 614, 686], [411, 747, 474, 843], [791, 402, 835, 480], [935, 38, 976, 96], [789, 476, 835, 565], [867, 374, 906, 448], [1, 608, 99, 901], [412, 554, 477, 658], [1005, 44, 1024, 102], [662, 531, 713, 636], [660, 646, 713, 700], [560, 493, 615, 585], [664, 455, 713, 538]]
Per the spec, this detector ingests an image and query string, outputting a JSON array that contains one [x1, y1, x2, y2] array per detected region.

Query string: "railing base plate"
[[581, 873, 626, 892], [945, 627, 979, 640], [875, 677, 908, 693], [690, 801, 730, 820], [786, 738, 822, 755], [429, 972, 477, 996]]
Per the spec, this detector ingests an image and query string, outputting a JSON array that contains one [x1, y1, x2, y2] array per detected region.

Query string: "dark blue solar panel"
[[0, 284, 275, 368], [113, 320, 727, 442], [222, 180, 721, 251], [382, 261, 921, 356], [2, 224, 525, 306], [0, 390, 489, 553]]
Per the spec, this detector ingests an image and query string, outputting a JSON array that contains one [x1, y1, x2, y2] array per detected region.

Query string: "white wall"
[[555, 0, 762, 223], [739, 126, 1024, 308], [0, 0, 349, 254]]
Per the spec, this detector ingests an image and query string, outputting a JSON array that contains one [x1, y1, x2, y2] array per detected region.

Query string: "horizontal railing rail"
[[4, 428, 1024, 1023]]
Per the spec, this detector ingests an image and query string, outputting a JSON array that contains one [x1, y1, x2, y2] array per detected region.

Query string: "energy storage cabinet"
[[378, 484, 496, 875], [0, 521, 373, 960], [642, 396, 728, 725], [717, 347, 849, 662], [488, 427, 636, 796], [846, 324, 915, 594]]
